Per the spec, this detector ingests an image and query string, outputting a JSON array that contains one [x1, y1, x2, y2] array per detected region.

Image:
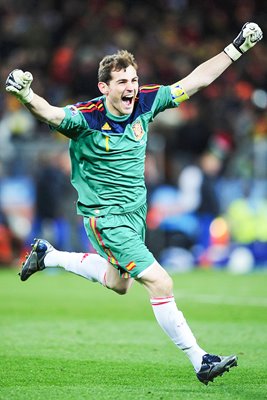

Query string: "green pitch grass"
[[0, 267, 267, 400]]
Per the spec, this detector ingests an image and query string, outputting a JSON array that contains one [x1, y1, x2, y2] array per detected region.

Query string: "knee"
[[110, 286, 128, 295], [141, 271, 174, 298], [160, 274, 173, 295], [153, 275, 173, 297], [106, 282, 130, 295], [116, 287, 128, 295]]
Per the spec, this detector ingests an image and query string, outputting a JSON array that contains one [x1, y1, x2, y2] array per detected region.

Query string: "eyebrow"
[[115, 76, 138, 83]]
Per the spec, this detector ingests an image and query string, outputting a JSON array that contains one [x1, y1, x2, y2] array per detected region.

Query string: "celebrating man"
[[6, 22, 262, 384]]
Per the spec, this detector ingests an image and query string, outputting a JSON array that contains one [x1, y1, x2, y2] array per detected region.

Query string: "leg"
[[105, 263, 134, 295], [138, 260, 206, 372], [20, 238, 134, 295], [45, 242, 134, 294], [138, 261, 237, 384]]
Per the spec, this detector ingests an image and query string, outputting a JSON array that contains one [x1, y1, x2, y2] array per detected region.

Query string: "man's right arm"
[[24, 92, 65, 127], [5, 69, 65, 127]]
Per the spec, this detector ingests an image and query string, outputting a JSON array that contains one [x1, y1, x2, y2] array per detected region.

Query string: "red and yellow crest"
[[132, 121, 144, 141]]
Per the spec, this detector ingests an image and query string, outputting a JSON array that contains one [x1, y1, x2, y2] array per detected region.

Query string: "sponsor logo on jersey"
[[132, 121, 144, 141], [101, 122, 112, 131]]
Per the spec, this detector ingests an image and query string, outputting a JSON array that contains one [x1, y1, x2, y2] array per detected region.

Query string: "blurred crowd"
[[1, 0, 267, 270]]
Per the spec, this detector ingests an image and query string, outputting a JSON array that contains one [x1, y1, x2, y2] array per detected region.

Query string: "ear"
[[98, 81, 109, 95]]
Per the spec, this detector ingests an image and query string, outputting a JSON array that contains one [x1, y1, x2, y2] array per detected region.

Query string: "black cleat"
[[19, 238, 54, 281], [196, 354, 238, 385]]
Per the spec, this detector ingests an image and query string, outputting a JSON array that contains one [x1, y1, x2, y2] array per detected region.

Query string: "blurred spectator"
[[147, 132, 234, 255], [0, 168, 35, 265], [0, 95, 36, 164], [30, 150, 77, 250], [0, 209, 22, 266], [224, 180, 267, 266]]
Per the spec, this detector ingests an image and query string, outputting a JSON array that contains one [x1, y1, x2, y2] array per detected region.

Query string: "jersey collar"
[[103, 97, 131, 122]]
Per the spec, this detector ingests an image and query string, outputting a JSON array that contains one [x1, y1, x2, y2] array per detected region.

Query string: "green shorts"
[[83, 204, 155, 278]]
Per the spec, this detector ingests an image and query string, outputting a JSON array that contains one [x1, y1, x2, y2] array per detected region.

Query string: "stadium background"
[[1, 0, 267, 272]]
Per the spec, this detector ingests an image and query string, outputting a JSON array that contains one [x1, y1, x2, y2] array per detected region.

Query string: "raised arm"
[[5, 70, 65, 127], [179, 52, 232, 97], [177, 22, 263, 98]]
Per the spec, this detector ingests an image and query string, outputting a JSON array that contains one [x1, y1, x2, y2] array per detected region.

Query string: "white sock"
[[44, 250, 108, 286], [151, 296, 206, 372]]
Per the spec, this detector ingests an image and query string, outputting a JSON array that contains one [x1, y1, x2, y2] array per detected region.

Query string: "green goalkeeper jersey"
[[55, 83, 185, 217]]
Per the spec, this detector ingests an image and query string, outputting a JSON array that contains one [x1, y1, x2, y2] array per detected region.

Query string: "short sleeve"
[[149, 85, 180, 118], [54, 105, 89, 139]]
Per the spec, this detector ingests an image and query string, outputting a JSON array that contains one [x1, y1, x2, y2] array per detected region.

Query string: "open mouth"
[[121, 95, 134, 107]]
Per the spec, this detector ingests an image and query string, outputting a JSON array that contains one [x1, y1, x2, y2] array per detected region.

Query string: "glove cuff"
[[20, 88, 34, 104], [224, 43, 243, 61]]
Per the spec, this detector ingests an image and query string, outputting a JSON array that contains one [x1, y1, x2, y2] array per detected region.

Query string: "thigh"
[[84, 210, 155, 278]]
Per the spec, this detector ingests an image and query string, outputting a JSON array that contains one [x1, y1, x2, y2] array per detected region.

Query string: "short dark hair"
[[98, 50, 138, 83]]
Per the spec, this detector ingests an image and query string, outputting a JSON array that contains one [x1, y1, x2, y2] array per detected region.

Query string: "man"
[[5, 22, 262, 385]]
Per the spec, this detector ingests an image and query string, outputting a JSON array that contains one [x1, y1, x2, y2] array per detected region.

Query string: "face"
[[98, 65, 139, 116]]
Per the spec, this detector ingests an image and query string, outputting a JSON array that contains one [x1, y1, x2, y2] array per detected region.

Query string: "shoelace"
[[202, 354, 221, 364], [34, 241, 47, 254]]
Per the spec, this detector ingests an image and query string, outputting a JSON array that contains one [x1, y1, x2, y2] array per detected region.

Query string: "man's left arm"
[[175, 22, 263, 98]]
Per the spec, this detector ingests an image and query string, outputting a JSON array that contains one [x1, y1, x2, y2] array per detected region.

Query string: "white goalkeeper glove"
[[224, 22, 263, 61], [5, 69, 34, 104]]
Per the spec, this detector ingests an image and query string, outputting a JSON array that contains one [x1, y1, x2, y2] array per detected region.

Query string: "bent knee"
[[106, 279, 133, 295], [114, 287, 128, 295], [107, 284, 129, 295]]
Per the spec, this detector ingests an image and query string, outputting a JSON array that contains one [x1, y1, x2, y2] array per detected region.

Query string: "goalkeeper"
[[6, 23, 262, 385]]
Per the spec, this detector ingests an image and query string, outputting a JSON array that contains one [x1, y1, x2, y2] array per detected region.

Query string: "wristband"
[[223, 44, 242, 62], [20, 88, 34, 104], [170, 82, 189, 104]]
